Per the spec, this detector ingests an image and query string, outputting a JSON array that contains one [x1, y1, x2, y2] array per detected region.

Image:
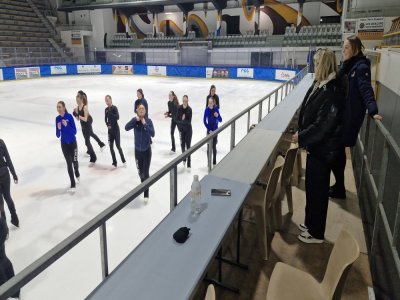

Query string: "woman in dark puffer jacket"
[[293, 49, 346, 244], [329, 36, 382, 199]]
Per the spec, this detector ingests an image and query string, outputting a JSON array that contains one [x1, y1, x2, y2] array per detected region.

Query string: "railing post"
[[274, 91, 278, 107], [258, 102, 262, 122], [99, 223, 109, 280], [170, 166, 178, 211], [208, 139, 213, 173], [392, 192, 400, 247], [247, 111, 251, 133], [230, 121, 236, 151], [280, 86, 283, 102], [268, 97, 271, 113], [285, 83, 288, 96]]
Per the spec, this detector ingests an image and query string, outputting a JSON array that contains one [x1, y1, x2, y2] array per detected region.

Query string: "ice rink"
[[0, 74, 281, 299]]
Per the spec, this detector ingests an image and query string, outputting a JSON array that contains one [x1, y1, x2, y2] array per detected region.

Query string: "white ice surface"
[[0, 75, 281, 299]]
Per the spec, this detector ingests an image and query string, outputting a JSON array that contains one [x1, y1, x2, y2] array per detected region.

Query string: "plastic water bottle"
[[190, 175, 201, 215]]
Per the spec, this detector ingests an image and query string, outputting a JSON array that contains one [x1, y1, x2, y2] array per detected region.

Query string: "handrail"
[[0, 67, 308, 299]]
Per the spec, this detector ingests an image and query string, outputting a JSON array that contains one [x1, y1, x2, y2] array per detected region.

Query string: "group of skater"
[[55, 85, 223, 200], [293, 35, 382, 244]]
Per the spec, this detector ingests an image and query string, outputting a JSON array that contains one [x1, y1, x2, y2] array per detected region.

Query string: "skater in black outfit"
[[105, 95, 126, 168], [134, 89, 149, 118], [0, 139, 19, 228], [177, 95, 193, 168], [164, 91, 179, 152], [206, 85, 220, 108], [125, 104, 155, 203], [73, 91, 104, 164], [0, 216, 19, 298], [56, 101, 80, 191], [204, 97, 222, 166]]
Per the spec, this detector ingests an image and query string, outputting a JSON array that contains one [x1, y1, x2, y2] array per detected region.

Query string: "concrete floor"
[[195, 149, 372, 300]]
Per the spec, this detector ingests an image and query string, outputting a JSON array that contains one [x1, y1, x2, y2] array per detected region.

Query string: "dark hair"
[[77, 90, 88, 106], [209, 85, 216, 95], [170, 91, 180, 106], [137, 88, 144, 99], [346, 35, 364, 56], [183, 95, 188, 99], [57, 101, 67, 113], [105, 95, 112, 100]]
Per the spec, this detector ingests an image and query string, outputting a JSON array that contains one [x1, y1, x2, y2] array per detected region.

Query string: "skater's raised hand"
[[57, 122, 62, 130], [62, 119, 68, 127], [13, 176, 18, 184], [214, 112, 219, 118]]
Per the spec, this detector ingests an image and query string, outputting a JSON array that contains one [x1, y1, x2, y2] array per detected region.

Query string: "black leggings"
[[82, 126, 97, 163], [0, 250, 19, 298], [135, 148, 152, 198], [61, 142, 80, 188], [180, 129, 192, 166], [91, 131, 105, 148], [304, 154, 332, 239], [331, 147, 346, 192], [170, 120, 177, 151], [0, 169, 17, 217], [109, 129, 126, 166], [206, 134, 218, 165]]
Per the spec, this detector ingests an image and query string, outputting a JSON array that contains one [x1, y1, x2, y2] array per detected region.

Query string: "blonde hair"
[[314, 49, 338, 82]]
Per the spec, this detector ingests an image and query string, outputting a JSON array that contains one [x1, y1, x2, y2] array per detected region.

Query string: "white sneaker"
[[144, 197, 149, 205], [76, 177, 80, 184], [85, 153, 90, 157], [112, 164, 117, 169], [298, 231, 324, 244], [123, 162, 127, 168], [69, 187, 76, 193], [298, 223, 308, 232]]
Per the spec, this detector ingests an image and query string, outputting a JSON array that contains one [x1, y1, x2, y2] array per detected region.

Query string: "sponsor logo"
[[147, 65, 167, 76], [51, 65, 67, 75], [206, 67, 214, 79], [77, 65, 102, 74], [275, 69, 296, 81], [112, 65, 134, 75], [237, 68, 254, 79], [212, 68, 229, 79], [0, 69, 3, 81], [15, 67, 41, 80]]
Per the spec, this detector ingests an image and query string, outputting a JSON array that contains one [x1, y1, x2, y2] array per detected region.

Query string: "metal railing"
[[352, 117, 400, 299], [0, 67, 308, 299]]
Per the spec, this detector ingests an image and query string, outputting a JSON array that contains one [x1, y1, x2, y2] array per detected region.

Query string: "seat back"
[[321, 230, 360, 300], [204, 284, 216, 300], [264, 155, 285, 208], [281, 146, 298, 187]]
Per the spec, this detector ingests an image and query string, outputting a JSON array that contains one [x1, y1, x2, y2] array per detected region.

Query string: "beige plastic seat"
[[273, 145, 299, 229], [266, 230, 360, 300], [204, 284, 215, 300], [245, 156, 284, 260]]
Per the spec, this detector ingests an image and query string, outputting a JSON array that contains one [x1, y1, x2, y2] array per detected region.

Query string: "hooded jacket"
[[125, 117, 155, 152], [338, 55, 378, 147], [298, 74, 345, 162], [56, 112, 77, 145]]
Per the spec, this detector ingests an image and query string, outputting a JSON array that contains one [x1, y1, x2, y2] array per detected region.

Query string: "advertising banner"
[[112, 65, 134, 75], [15, 67, 41, 80], [206, 67, 214, 78], [147, 65, 166, 76], [77, 65, 102, 74], [51, 65, 67, 75], [358, 17, 385, 40], [0, 69, 3, 81], [275, 69, 296, 81], [212, 68, 229, 78], [237, 67, 254, 79]]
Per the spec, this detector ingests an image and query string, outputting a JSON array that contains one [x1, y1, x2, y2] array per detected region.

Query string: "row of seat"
[[382, 31, 400, 47], [61, 0, 113, 5], [212, 35, 284, 48], [284, 24, 342, 47], [0, 23, 48, 33]]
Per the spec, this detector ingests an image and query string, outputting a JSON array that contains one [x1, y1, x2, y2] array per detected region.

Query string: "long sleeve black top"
[[0, 139, 17, 180]]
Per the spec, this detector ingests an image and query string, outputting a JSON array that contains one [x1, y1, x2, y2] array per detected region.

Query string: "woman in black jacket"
[[330, 36, 382, 199], [206, 85, 220, 108], [293, 49, 345, 244], [0, 139, 19, 228], [177, 95, 193, 168], [0, 216, 19, 298], [164, 91, 179, 153]]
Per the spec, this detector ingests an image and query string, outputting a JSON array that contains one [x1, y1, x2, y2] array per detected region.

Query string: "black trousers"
[[61, 142, 80, 188], [331, 147, 346, 192], [82, 126, 97, 163], [304, 153, 332, 240], [206, 134, 218, 165], [180, 129, 192, 166], [170, 120, 177, 151], [0, 169, 17, 217], [109, 129, 126, 166], [91, 130, 105, 148], [0, 253, 19, 298], [135, 148, 152, 198]]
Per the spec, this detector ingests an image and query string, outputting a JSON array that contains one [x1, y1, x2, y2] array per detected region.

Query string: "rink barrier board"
[[0, 64, 299, 82]]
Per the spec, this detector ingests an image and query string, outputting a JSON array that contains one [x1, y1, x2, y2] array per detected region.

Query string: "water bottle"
[[190, 175, 201, 214]]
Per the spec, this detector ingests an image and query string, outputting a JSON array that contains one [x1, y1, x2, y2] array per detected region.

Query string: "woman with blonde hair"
[[293, 49, 345, 243]]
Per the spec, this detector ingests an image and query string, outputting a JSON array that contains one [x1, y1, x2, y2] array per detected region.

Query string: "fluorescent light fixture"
[[165, 12, 173, 15], [260, 5, 264, 8]]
